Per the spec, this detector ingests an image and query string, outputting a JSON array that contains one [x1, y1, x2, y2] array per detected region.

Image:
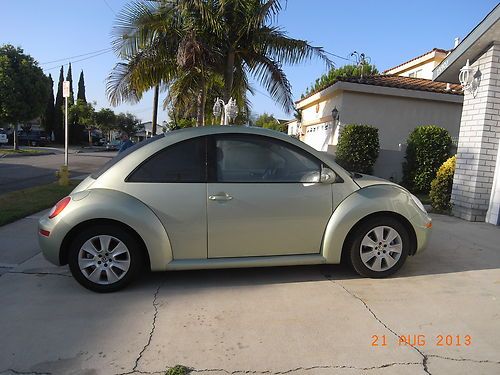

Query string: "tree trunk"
[[13, 124, 19, 150], [152, 85, 159, 136], [224, 50, 235, 102], [88, 129, 92, 146], [196, 84, 207, 127]]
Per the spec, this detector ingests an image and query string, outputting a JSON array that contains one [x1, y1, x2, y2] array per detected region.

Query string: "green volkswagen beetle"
[[38, 126, 432, 292]]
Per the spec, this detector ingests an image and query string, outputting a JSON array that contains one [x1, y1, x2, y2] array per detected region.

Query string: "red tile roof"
[[383, 48, 449, 73], [338, 75, 463, 95], [297, 74, 462, 103]]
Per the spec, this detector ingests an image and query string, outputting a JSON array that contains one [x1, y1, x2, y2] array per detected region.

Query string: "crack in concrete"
[[427, 354, 500, 365], [131, 282, 163, 373], [323, 274, 433, 374], [5, 271, 72, 278], [322, 274, 500, 374], [0, 369, 51, 375]]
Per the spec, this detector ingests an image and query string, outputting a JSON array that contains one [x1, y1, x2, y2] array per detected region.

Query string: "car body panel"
[[38, 126, 431, 273], [38, 188, 173, 271], [322, 184, 432, 264], [207, 182, 332, 257]]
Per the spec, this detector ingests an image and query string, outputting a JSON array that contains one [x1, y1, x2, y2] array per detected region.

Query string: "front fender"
[[321, 184, 425, 263], [39, 188, 173, 271]]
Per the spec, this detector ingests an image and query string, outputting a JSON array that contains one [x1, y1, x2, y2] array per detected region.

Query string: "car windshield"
[[90, 134, 165, 179]]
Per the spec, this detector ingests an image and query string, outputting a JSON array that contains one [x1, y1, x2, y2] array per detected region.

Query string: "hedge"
[[430, 156, 456, 212], [402, 125, 452, 193], [335, 124, 380, 174]]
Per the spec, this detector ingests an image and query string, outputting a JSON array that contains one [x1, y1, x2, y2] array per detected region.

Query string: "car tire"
[[348, 216, 410, 278], [68, 225, 144, 292]]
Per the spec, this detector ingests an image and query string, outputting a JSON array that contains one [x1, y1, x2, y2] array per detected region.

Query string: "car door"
[[207, 134, 333, 258], [125, 136, 208, 260]]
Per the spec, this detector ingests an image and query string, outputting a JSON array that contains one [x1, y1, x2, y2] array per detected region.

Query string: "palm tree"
[[107, 0, 331, 127]]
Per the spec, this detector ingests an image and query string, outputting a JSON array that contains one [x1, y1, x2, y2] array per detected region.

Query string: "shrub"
[[335, 124, 379, 174], [402, 125, 452, 193], [430, 156, 456, 212]]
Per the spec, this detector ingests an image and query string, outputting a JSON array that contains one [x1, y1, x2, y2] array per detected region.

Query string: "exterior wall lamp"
[[331, 107, 339, 125], [459, 59, 479, 97], [213, 97, 239, 125]]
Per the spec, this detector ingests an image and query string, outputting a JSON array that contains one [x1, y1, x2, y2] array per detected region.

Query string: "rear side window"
[[91, 134, 164, 179], [127, 137, 207, 183]]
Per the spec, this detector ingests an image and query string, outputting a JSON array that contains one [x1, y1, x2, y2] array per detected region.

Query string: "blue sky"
[[1, 0, 498, 123]]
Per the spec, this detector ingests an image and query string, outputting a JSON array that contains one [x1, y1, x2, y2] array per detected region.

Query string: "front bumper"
[[411, 210, 432, 254]]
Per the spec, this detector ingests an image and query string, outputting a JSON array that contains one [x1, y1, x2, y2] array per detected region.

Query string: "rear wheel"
[[68, 225, 143, 292], [348, 216, 410, 278]]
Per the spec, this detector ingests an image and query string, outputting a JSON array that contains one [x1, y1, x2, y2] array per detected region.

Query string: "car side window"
[[127, 136, 207, 183], [214, 134, 321, 183]]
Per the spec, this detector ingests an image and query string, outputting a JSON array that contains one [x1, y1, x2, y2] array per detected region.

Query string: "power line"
[[102, 0, 116, 15], [40, 47, 112, 65], [324, 50, 355, 62], [43, 49, 113, 72]]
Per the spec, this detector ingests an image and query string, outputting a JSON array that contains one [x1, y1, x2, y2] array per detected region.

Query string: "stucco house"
[[293, 71, 463, 181], [432, 4, 500, 225]]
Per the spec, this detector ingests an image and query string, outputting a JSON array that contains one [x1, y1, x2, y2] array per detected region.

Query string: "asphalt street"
[[0, 148, 115, 194], [0, 213, 499, 374]]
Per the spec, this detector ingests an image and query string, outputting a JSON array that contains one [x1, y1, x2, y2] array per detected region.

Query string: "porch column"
[[451, 43, 500, 221]]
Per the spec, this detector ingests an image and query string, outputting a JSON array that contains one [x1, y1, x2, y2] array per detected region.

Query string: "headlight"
[[410, 194, 427, 213]]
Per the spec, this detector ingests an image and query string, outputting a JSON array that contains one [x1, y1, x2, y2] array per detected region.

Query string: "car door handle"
[[208, 193, 233, 201]]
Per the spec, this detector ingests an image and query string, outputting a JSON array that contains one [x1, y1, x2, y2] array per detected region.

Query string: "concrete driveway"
[[0, 213, 499, 375]]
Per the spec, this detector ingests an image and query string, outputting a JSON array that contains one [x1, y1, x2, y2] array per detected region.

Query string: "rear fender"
[[47, 188, 173, 271]]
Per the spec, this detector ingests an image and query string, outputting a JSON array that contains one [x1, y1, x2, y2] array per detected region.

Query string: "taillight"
[[48, 196, 71, 219]]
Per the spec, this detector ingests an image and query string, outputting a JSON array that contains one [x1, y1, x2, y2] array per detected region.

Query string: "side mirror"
[[320, 166, 336, 184]]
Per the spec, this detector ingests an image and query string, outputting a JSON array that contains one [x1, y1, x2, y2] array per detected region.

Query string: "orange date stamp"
[[371, 334, 472, 347]]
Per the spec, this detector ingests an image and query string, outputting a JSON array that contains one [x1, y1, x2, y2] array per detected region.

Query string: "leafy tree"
[[254, 113, 286, 132], [115, 112, 141, 136], [77, 70, 87, 103], [42, 73, 55, 134], [54, 66, 64, 143], [94, 108, 117, 140], [302, 64, 379, 98], [0, 44, 50, 149], [69, 99, 95, 145]]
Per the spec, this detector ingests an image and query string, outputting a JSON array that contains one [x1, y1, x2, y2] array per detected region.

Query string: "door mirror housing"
[[320, 166, 337, 184]]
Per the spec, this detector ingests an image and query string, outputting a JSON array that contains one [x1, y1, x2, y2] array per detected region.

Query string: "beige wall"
[[297, 85, 462, 181], [341, 91, 462, 150]]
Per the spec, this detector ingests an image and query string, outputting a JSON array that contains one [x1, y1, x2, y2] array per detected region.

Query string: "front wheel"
[[68, 225, 143, 292], [348, 216, 410, 278]]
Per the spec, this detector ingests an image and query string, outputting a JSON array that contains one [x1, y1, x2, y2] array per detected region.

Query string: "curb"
[[0, 151, 56, 158]]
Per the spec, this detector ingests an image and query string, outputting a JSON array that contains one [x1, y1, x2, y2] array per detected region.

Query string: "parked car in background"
[[38, 126, 432, 292], [106, 140, 120, 151], [18, 130, 48, 146], [0, 130, 7, 145]]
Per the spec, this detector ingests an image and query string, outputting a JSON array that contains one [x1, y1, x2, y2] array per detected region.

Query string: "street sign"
[[63, 81, 70, 98]]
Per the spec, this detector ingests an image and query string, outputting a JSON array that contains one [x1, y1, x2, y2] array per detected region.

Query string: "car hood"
[[351, 173, 399, 189]]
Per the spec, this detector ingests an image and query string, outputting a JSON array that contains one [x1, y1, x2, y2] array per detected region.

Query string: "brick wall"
[[452, 43, 500, 221]]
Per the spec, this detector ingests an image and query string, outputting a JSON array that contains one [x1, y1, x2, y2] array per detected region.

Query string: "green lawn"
[[0, 148, 44, 155], [0, 181, 78, 226]]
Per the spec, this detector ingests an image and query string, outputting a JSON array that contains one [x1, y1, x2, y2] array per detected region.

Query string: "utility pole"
[[58, 80, 70, 186]]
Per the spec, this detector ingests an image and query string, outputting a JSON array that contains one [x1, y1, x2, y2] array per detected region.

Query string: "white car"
[[0, 131, 8, 144]]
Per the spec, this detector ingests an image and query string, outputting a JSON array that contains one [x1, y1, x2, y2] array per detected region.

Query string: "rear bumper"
[[38, 215, 65, 266]]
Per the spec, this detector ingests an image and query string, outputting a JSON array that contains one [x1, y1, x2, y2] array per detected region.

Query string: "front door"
[[207, 134, 333, 258]]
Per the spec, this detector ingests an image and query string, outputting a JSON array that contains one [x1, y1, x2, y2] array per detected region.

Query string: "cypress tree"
[[66, 62, 74, 105], [77, 70, 87, 103], [42, 74, 55, 134], [54, 66, 64, 143]]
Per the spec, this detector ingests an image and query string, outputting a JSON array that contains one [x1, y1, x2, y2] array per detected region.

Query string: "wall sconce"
[[459, 59, 479, 97], [331, 107, 339, 125]]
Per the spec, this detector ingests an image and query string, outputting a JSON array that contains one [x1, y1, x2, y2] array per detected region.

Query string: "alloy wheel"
[[78, 235, 131, 285], [359, 226, 403, 272]]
